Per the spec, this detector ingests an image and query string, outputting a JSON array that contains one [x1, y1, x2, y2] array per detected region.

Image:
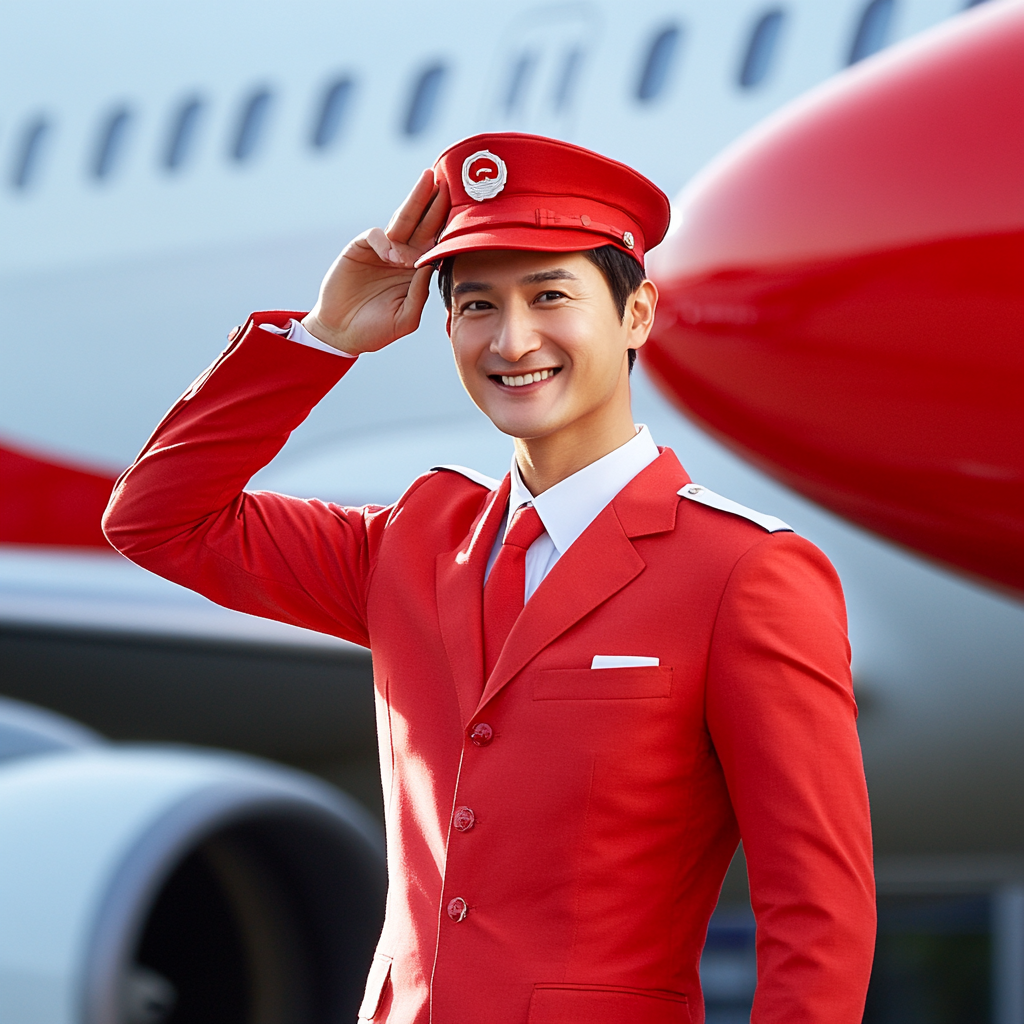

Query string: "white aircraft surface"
[[1, 1, 1022, 1021]]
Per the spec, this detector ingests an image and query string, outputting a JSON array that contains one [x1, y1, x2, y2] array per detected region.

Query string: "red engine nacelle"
[[644, 0, 1024, 593]]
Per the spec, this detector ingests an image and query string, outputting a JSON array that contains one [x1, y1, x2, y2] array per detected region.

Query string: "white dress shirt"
[[486, 426, 660, 602], [266, 317, 661, 603], [261, 317, 356, 357]]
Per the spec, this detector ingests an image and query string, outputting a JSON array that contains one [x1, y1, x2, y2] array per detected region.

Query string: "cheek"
[[563, 331, 621, 392], [449, 330, 486, 388]]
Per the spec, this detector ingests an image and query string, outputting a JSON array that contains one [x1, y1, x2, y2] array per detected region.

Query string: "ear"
[[446, 308, 452, 336], [625, 279, 658, 351]]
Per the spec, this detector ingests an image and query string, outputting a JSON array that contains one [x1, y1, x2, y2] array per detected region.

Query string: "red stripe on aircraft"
[[0, 441, 119, 548]]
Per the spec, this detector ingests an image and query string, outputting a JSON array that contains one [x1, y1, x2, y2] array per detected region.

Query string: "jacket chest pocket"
[[533, 666, 673, 700]]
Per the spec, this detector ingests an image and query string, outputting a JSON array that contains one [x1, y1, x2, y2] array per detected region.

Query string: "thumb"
[[365, 226, 405, 265]]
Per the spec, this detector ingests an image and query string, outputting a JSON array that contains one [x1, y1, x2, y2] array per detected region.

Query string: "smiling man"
[[436, 247, 651, 500], [104, 133, 875, 1024]]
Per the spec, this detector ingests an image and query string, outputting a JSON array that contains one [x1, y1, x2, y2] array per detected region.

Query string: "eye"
[[460, 299, 494, 313], [536, 290, 567, 303]]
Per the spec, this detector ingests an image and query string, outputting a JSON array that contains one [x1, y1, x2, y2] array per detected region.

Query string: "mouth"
[[489, 367, 562, 389]]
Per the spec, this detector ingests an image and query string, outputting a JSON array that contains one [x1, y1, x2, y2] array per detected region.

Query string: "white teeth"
[[499, 369, 557, 387]]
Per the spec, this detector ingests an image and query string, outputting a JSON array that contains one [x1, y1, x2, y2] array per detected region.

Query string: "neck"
[[513, 396, 637, 496]]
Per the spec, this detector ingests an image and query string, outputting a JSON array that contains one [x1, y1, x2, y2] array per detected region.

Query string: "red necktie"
[[483, 504, 546, 678]]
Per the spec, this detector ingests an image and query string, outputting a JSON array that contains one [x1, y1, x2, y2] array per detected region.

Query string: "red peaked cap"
[[415, 132, 671, 269]]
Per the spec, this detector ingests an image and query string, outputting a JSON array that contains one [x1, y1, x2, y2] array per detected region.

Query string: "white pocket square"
[[591, 655, 660, 669]]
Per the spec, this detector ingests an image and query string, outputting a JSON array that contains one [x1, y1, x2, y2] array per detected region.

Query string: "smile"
[[493, 368, 561, 388]]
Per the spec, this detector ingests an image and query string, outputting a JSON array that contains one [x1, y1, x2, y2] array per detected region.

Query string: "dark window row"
[[7, 65, 445, 191], [7, 0, 986, 193], [635, 0, 984, 101]]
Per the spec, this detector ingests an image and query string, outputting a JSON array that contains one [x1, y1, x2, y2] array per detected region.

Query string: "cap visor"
[[414, 226, 629, 268]]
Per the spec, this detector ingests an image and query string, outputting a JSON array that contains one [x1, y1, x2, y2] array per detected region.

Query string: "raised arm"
[[102, 171, 451, 645], [705, 533, 875, 1024]]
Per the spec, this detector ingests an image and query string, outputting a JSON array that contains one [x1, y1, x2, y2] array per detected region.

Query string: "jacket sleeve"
[[704, 532, 875, 1024], [102, 310, 391, 647]]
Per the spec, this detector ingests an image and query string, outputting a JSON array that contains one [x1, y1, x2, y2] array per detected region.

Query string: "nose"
[[491, 304, 542, 364]]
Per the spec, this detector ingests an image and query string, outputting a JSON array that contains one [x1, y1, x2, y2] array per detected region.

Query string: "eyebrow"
[[452, 269, 579, 297], [452, 280, 491, 296], [520, 269, 578, 285]]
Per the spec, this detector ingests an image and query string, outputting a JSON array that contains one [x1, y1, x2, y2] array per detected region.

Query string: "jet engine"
[[0, 696, 386, 1024]]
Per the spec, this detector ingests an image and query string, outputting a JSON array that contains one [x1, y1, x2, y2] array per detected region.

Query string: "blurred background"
[[0, 1, 1021, 1021]]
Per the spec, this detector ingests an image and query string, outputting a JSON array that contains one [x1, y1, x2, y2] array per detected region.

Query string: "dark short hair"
[[436, 244, 646, 372]]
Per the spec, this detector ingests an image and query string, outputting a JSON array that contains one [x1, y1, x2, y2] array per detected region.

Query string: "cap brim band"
[[415, 227, 644, 268]]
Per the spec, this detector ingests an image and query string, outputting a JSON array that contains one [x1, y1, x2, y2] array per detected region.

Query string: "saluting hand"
[[301, 170, 450, 355]]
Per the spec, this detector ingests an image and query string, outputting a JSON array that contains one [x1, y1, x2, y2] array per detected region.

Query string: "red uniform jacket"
[[103, 311, 876, 1024]]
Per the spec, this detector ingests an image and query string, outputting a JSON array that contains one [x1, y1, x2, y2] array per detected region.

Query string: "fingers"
[[374, 168, 452, 268], [395, 265, 436, 337], [386, 169, 438, 245], [409, 176, 450, 251], [367, 178, 450, 268]]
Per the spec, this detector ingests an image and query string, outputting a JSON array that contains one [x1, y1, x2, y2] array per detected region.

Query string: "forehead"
[[450, 248, 597, 283]]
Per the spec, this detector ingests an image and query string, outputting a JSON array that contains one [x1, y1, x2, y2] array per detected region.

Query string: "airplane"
[[0, 0, 1021, 1021]]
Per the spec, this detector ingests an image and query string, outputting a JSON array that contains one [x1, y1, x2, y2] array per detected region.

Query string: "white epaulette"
[[431, 465, 501, 490], [678, 483, 792, 533]]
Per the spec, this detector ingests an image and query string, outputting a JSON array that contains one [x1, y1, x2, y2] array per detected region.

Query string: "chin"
[[487, 417, 537, 440], [499, 419, 565, 443], [470, 397, 541, 438], [475, 404, 536, 437]]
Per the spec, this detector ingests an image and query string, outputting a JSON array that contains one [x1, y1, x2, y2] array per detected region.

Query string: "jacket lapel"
[[475, 449, 690, 714], [436, 475, 511, 725]]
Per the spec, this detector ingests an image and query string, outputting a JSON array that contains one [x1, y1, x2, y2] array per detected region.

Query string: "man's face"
[[447, 250, 653, 441]]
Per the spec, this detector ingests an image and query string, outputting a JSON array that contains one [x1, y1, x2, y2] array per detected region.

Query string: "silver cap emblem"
[[462, 150, 507, 201], [622, 230, 635, 249]]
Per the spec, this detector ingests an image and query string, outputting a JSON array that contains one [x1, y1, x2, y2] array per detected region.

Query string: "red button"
[[447, 897, 468, 922], [453, 806, 476, 832], [469, 723, 493, 746]]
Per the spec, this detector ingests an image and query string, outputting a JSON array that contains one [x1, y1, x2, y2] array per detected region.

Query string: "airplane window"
[[403, 64, 447, 136], [848, 0, 895, 64], [312, 77, 354, 149], [91, 107, 133, 180], [553, 48, 583, 112], [163, 97, 204, 171], [738, 9, 787, 89], [10, 117, 50, 190], [637, 25, 682, 102], [231, 89, 273, 162], [504, 52, 537, 115]]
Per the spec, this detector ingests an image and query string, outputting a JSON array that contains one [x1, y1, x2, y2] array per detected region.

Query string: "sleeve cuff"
[[260, 318, 357, 358]]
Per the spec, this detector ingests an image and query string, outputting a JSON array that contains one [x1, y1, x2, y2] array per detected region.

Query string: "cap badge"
[[462, 150, 507, 201], [622, 231, 635, 250]]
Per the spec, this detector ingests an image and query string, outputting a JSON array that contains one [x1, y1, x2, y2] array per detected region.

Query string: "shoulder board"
[[430, 465, 501, 490], [678, 483, 792, 533]]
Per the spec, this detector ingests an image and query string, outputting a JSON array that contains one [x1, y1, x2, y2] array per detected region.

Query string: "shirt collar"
[[507, 425, 660, 554]]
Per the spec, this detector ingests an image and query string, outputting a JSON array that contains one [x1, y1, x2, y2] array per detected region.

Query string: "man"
[[104, 133, 875, 1023]]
